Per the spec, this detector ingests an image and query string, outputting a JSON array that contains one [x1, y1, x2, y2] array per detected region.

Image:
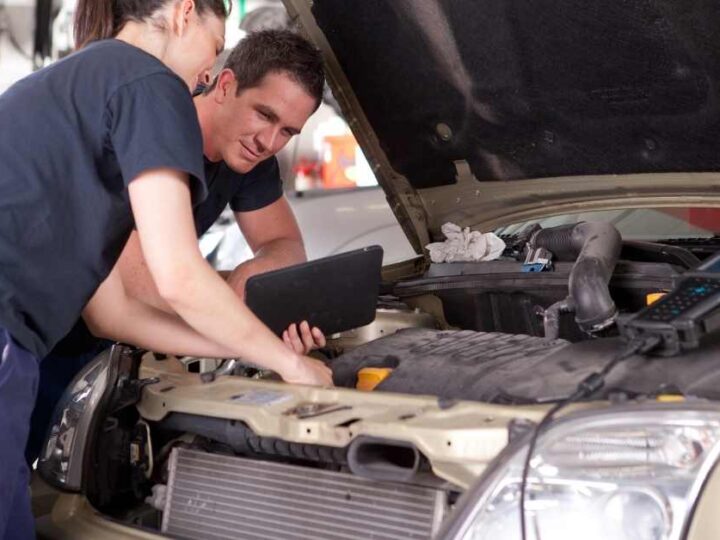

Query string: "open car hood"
[[283, 0, 720, 255]]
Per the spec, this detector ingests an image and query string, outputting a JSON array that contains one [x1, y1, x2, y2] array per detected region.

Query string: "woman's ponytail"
[[74, 0, 115, 50]]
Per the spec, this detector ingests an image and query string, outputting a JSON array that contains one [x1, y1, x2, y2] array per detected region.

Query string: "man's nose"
[[256, 127, 280, 154]]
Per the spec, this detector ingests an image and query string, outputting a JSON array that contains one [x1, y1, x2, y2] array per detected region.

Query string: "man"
[[26, 29, 326, 463]]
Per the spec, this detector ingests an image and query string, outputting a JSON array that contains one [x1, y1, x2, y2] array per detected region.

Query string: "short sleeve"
[[106, 72, 207, 206], [229, 157, 284, 212]]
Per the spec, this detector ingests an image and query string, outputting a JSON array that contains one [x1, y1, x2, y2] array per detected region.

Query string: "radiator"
[[162, 448, 447, 540]]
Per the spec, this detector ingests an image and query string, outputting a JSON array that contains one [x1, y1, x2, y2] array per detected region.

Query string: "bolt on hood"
[[283, 0, 720, 254]]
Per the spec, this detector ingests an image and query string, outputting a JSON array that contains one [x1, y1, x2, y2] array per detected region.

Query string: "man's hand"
[[281, 353, 333, 387], [282, 321, 326, 355]]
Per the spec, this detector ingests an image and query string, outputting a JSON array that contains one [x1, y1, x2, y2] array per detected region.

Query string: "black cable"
[[518, 335, 661, 540]]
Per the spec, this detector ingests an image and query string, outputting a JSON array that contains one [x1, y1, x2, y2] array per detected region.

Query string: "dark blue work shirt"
[[0, 40, 206, 357], [195, 156, 283, 234]]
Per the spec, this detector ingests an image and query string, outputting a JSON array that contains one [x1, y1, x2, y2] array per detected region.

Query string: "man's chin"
[[229, 157, 257, 174]]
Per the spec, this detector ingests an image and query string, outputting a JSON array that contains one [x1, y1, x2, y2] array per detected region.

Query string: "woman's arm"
[[124, 167, 331, 386]]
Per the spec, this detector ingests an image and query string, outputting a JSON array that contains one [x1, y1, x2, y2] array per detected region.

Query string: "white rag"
[[426, 222, 506, 263]]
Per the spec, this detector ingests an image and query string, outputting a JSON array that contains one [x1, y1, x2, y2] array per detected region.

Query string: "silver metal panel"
[[162, 448, 445, 540]]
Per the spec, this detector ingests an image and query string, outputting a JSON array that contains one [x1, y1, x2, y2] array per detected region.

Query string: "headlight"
[[37, 347, 114, 490], [447, 406, 720, 540]]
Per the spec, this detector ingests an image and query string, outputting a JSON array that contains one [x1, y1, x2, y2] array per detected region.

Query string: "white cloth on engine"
[[426, 222, 506, 263]]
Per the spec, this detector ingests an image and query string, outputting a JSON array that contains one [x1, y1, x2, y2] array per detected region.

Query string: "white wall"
[[0, 2, 34, 93]]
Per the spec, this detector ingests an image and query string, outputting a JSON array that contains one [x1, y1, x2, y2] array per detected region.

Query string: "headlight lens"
[[453, 408, 720, 540], [37, 348, 113, 490]]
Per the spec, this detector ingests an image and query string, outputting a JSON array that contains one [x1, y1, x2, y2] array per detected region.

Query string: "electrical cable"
[[518, 334, 662, 540]]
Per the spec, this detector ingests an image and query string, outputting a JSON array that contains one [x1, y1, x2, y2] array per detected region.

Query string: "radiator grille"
[[162, 448, 446, 540]]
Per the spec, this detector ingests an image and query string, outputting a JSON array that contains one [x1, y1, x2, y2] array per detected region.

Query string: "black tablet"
[[244, 245, 384, 336]]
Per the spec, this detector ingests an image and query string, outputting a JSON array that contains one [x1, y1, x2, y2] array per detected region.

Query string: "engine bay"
[[62, 221, 720, 539]]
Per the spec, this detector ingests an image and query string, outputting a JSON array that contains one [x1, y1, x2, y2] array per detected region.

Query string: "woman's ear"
[[172, 0, 196, 36]]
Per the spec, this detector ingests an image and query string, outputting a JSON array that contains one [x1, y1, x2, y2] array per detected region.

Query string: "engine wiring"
[[518, 334, 662, 540]]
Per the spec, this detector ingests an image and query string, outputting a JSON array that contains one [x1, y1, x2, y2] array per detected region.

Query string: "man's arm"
[[83, 264, 238, 358], [227, 195, 306, 298]]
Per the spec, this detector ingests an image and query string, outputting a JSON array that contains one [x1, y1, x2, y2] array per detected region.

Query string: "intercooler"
[[162, 448, 447, 540]]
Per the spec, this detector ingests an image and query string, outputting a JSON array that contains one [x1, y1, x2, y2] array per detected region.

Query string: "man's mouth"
[[239, 141, 260, 161]]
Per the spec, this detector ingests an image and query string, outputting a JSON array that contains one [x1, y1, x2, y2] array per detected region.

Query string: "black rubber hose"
[[532, 222, 622, 333], [161, 413, 348, 464]]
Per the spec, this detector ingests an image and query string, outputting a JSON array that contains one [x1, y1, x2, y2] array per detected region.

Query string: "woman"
[[0, 1, 331, 537]]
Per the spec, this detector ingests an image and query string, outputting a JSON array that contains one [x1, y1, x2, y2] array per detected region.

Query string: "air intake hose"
[[531, 221, 622, 333]]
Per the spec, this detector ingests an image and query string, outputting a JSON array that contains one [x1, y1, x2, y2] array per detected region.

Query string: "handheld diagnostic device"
[[620, 250, 720, 356], [245, 246, 383, 337]]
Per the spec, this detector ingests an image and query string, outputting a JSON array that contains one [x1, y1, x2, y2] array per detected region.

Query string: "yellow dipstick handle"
[[646, 292, 667, 305], [657, 394, 685, 403], [356, 367, 393, 391]]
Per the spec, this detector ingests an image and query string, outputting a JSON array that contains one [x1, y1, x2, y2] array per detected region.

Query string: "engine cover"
[[333, 328, 720, 403], [332, 328, 570, 402]]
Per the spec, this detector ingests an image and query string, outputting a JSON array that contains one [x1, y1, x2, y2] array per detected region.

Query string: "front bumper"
[[37, 494, 161, 540]]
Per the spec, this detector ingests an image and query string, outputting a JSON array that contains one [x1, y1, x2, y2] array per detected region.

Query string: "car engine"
[[51, 220, 720, 539]]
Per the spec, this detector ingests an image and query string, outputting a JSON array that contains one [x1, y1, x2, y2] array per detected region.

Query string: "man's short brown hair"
[[208, 29, 325, 111]]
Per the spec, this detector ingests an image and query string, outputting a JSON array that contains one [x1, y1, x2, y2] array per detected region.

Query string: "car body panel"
[[37, 494, 163, 540], [137, 353, 546, 489]]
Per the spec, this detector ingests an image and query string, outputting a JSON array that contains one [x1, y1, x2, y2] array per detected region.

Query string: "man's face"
[[212, 71, 318, 173]]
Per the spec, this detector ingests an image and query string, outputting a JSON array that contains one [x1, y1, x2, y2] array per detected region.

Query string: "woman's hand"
[[281, 353, 333, 387]]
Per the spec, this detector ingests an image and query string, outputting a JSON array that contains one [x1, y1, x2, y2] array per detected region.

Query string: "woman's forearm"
[[128, 170, 304, 379]]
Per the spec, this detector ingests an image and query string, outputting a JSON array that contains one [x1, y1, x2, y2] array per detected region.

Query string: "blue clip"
[[522, 263, 548, 273]]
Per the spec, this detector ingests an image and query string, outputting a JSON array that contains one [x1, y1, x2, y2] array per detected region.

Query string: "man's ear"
[[214, 69, 237, 104]]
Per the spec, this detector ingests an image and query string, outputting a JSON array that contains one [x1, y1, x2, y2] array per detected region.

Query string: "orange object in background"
[[321, 134, 358, 189]]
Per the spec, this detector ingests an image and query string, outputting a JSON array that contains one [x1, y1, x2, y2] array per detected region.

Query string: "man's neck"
[[193, 94, 223, 162]]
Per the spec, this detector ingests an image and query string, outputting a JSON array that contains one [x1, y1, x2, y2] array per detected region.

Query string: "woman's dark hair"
[[208, 29, 325, 111], [74, 0, 228, 50]]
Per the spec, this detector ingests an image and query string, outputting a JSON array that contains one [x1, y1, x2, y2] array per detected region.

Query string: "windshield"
[[496, 207, 720, 241]]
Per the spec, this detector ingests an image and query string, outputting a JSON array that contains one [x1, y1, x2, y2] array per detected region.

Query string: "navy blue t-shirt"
[[194, 156, 283, 234], [0, 40, 206, 357]]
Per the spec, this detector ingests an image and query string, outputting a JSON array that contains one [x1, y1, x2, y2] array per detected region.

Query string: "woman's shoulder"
[[83, 40, 174, 75], [56, 39, 186, 94]]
